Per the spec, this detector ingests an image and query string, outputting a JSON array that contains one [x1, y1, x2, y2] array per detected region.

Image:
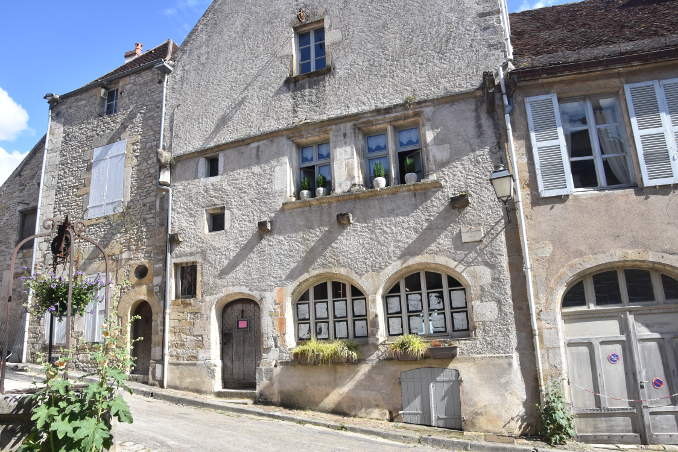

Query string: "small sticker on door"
[[652, 378, 665, 389], [607, 353, 620, 364], [237, 320, 249, 329]]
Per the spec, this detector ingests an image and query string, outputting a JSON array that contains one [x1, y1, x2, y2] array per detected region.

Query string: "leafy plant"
[[316, 174, 326, 189], [372, 162, 385, 178], [537, 380, 576, 446], [389, 334, 429, 360], [23, 272, 104, 319], [403, 95, 416, 108], [20, 285, 136, 452], [300, 177, 311, 191], [292, 339, 360, 365], [404, 156, 416, 174]]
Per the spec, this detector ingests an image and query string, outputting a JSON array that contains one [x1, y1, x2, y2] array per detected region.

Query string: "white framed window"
[[105, 88, 118, 115], [396, 127, 424, 183], [206, 207, 225, 232], [365, 132, 390, 182], [294, 281, 368, 341], [299, 142, 331, 196], [84, 274, 106, 343], [175, 264, 197, 299], [87, 140, 126, 219], [297, 26, 326, 75], [384, 271, 469, 338], [559, 97, 633, 189], [363, 125, 424, 187], [562, 268, 678, 310]]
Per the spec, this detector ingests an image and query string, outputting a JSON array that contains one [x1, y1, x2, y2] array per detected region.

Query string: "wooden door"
[[131, 301, 152, 376], [400, 368, 462, 430], [222, 299, 261, 389]]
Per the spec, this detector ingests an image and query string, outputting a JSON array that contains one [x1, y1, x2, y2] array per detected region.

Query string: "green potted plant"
[[389, 334, 429, 360], [316, 174, 327, 197], [372, 161, 387, 189], [24, 272, 104, 319], [403, 156, 418, 184], [299, 176, 311, 200], [292, 339, 360, 365]]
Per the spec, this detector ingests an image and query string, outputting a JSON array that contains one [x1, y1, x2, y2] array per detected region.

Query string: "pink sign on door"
[[237, 320, 249, 329]]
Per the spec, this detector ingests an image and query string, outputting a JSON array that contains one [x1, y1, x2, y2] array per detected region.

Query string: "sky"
[[0, 0, 573, 185]]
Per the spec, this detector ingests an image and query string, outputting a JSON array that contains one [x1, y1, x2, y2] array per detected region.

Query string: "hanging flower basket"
[[24, 273, 104, 318]]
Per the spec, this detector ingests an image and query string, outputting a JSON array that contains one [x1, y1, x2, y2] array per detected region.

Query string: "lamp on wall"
[[490, 164, 514, 204]]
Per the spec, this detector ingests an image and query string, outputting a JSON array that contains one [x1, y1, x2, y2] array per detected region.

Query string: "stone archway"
[[131, 301, 152, 376]]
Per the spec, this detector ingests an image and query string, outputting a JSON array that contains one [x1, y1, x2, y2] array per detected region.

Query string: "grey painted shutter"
[[87, 140, 126, 218], [525, 94, 573, 197], [400, 369, 428, 425], [430, 369, 462, 430], [624, 80, 678, 186]]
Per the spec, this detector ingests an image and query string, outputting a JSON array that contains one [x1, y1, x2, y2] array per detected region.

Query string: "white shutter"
[[525, 94, 573, 197], [43, 313, 66, 345], [87, 140, 126, 218], [624, 81, 678, 186], [84, 273, 106, 342], [660, 78, 678, 176]]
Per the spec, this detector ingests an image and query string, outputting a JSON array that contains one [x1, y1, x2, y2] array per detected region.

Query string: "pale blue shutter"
[[624, 80, 678, 186], [87, 140, 126, 218], [525, 94, 573, 197]]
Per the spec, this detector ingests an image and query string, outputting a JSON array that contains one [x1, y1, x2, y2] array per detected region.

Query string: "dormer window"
[[105, 88, 118, 115], [297, 26, 325, 75]]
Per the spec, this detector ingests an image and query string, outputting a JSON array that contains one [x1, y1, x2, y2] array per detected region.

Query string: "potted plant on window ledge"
[[404, 156, 418, 185], [388, 334, 429, 360], [292, 339, 360, 365], [299, 177, 311, 200], [316, 174, 327, 197], [372, 162, 387, 189]]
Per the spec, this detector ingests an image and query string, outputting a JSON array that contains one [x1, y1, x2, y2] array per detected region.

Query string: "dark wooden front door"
[[222, 299, 261, 389], [131, 301, 152, 375]]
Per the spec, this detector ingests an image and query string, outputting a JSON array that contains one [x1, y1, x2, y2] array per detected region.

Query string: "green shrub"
[[538, 380, 576, 445], [389, 334, 429, 360], [373, 162, 385, 178], [292, 339, 360, 365], [23, 272, 104, 318], [316, 174, 326, 189], [404, 156, 416, 173], [300, 177, 311, 191]]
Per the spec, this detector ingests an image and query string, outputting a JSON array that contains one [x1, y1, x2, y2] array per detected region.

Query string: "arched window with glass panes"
[[294, 281, 368, 341], [562, 268, 678, 309], [384, 271, 470, 337]]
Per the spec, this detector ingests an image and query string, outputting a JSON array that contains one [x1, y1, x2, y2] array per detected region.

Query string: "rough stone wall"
[[0, 139, 44, 361], [509, 61, 678, 382], [28, 67, 168, 382], [166, 0, 508, 157]]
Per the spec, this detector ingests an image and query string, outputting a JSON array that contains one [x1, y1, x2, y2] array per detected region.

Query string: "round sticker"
[[652, 378, 665, 389], [607, 353, 621, 364]]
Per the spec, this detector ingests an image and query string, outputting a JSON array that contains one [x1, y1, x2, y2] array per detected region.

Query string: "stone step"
[[128, 374, 149, 384], [214, 389, 256, 402]]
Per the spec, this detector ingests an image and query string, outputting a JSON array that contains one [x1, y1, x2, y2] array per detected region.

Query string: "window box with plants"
[[292, 339, 360, 365], [387, 336, 458, 360]]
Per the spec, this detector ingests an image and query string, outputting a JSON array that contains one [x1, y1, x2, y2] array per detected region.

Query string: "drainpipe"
[[155, 61, 173, 389], [497, 65, 545, 401]]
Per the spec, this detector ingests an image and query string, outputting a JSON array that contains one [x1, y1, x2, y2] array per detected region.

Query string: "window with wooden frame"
[[362, 124, 425, 187], [105, 88, 118, 115], [18, 207, 37, 250], [562, 268, 678, 310], [298, 142, 331, 196], [176, 264, 197, 299], [296, 24, 326, 75], [384, 271, 469, 338], [294, 281, 368, 341]]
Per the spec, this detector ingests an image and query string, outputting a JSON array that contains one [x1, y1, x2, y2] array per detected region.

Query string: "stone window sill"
[[282, 179, 443, 211], [285, 66, 332, 84]]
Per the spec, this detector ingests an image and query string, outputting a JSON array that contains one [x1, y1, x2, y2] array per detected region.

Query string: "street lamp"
[[490, 164, 514, 204]]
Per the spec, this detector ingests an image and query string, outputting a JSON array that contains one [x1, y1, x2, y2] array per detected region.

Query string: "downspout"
[[155, 61, 173, 389], [498, 65, 545, 400]]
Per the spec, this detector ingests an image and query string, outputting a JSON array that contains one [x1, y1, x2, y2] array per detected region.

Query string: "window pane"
[[368, 157, 389, 178], [351, 285, 364, 297], [450, 290, 466, 308], [428, 292, 444, 310], [570, 159, 598, 188], [408, 315, 424, 335], [562, 281, 586, 307], [300, 146, 314, 163], [404, 273, 421, 292], [300, 167, 315, 191], [597, 126, 626, 156], [318, 164, 331, 187], [560, 101, 588, 129], [354, 319, 368, 338], [332, 281, 346, 299], [300, 61, 312, 74], [452, 312, 469, 331], [298, 32, 310, 47], [314, 282, 328, 300], [313, 28, 324, 42], [298, 323, 311, 340], [388, 282, 400, 294], [334, 321, 348, 339], [317, 143, 330, 160], [602, 156, 631, 186], [333, 300, 347, 318], [315, 57, 326, 70], [398, 128, 420, 148], [566, 129, 593, 158], [662, 275, 678, 300], [388, 317, 403, 335], [180, 265, 197, 298], [352, 298, 367, 317], [407, 294, 422, 312], [425, 272, 443, 290], [315, 42, 325, 58], [447, 276, 462, 288], [296, 303, 310, 320], [316, 322, 329, 339], [208, 157, 219, 177], [298, 290, 309, 301], [386, 296, 401, 314], [625, 269, 654, 303], [430, 311, 447, 333], [592, 98, 620, 125], [593, 271, 622, 305], [367, 134, 387, 154], [209, 213, 225, 232], [314, 302, 328, 319], [299, 46, 311, 62]]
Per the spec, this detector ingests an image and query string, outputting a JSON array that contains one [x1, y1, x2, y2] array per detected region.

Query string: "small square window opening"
[[207, 157, 219, 177], [18, 208, 37, 250], [297, 26, 326, 75], [105, 89, 118, 115], [207, 208, 225, 232]]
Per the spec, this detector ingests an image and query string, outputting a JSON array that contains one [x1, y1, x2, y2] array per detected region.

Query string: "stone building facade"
[[163, 0, 537, 434], [507, 0, 678, 444]]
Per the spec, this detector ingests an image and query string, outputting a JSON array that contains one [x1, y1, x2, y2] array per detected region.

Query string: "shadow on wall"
[[0, 394, 33, 451]]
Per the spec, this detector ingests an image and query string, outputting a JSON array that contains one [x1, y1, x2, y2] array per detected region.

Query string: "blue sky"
[[0, 0, 572, 184]]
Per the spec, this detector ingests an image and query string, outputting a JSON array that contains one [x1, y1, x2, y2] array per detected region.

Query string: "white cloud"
[[0, 87, 29, 141], [516, 0, 571, 11], [0, 145, 28, 186]]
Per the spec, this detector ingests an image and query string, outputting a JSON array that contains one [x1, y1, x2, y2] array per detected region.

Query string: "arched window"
[[295, 281, 368, 341], [384, 271, 469, 337], [562, 268, 678, 309]]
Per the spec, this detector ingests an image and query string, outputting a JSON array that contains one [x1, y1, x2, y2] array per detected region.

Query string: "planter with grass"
[[292, 339, 360, 365], [372, 162, 387, 189], [389, 334, 429, 360], [403, 156, 418, 184], [316, 174, 327, 197], [299, 177, 311, 200]]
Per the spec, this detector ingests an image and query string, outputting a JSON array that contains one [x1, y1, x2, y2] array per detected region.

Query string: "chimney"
[[124, 43, 143, 63]]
